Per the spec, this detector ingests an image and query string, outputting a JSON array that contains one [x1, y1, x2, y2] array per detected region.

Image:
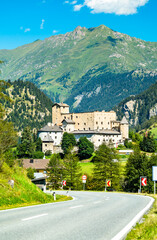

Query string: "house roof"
[[42, 134, 54, 142], [62, 119, 75, 124], [23, 159, 50, 170], [52, 103, 69, 108], [38, 124, 63, 132], [121, 116, 128, 124], [71, 129, 121, 135]]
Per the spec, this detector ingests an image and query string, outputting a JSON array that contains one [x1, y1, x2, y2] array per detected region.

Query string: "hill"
[[0, 25, 157, 112], [114, 81, 157, 130], [0, 163, 71, 210], [2, 80, 53, 131]]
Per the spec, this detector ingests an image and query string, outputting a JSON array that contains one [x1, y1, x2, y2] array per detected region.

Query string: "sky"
[[0, 0, 156, 49]]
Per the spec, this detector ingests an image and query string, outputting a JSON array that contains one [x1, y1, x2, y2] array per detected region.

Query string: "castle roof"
[[120, 116, 128, 124], [42, 134, 54, 142], [38, 124, 63, 132], [62, 119, 75, 124], [71, 129, 121, 135], [52, 103, 69, 108]]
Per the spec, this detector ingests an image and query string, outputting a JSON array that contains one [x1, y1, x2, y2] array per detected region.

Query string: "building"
[[38, 123, 63, 154], [23, 158, 50, 174], [38, 102, 129, 152]]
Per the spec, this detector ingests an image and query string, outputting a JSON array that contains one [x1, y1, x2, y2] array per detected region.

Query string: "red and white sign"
[[62, 180, 66, 186], [82, 175, 87, 180], [107, 180, 111, 187], [141, 177, 147, 186]]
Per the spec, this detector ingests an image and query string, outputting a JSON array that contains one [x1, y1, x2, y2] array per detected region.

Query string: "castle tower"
[[120, 116, 129, 140], [52, 103, 70, 125]]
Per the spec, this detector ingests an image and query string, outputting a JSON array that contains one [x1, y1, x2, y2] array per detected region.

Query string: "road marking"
[[93, 201, 102, 204], [69, 205, 83, 209], [111, 196, 154, 240], [22, 213, 48, 221]]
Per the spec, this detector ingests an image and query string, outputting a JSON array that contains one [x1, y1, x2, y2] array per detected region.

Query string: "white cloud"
[[53, 30, 58, 34], [74, 4, 83, 11], [24, 28, 31, 32], [40, 19, 45, 29], [64, 1, 69, 3], [71, 1, 77, 4], [74, 0, 149, 15]]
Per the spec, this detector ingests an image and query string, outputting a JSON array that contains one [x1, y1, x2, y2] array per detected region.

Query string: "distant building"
[[38, 102, 129, 153]]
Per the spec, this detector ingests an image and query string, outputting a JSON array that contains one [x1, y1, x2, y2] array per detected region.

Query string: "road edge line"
[[0, 196, 76, 213], [111, 196, 155, 240]]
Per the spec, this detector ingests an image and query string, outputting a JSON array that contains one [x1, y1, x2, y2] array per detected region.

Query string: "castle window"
[[45, 144, 47, 147], [89, 128, 91, 130], [96, 122, 98, 124], [84, 123, 86, 125], [101, 122, 103, 124], [55, 136, 57, 139], [69, 129, 71, 131], [76, 116, 78, 118], [98, 139, 100, 141], [71, 115, 72, 120], [108, 122, 109, 124], [78, 123, 79, 125], [64, 116, 66, 119], [84, 128, 85, 130]]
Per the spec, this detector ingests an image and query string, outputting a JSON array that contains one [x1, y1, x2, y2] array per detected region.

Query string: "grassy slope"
[[0, 163, 71, 210]]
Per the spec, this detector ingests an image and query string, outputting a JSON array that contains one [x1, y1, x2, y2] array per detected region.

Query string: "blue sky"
[[0, 0, 156, 49]]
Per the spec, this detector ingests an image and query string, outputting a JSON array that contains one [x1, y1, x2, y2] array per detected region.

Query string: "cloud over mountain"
[[74, 0, 149, 15]]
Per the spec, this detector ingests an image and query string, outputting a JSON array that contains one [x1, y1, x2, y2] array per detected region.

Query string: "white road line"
[[93, 201, 102, 204], [69, 205, 83, 209], [111, 196, 155, 240], [22, 213, 48, 221]]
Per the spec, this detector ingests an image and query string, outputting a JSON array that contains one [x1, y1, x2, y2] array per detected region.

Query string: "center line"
[[69, 205, 83, 209], [22, 213, 48, 221]]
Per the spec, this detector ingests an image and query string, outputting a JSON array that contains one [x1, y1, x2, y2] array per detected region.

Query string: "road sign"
[[152, 166, 157, 181], [82, 175, 87, 180], [62, 180, 66, 186], [82, 180, 86, 183], [141, 177, 147, 186], [106, 180, 111, 187]]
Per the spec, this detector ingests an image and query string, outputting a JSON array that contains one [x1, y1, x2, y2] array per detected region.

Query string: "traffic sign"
[[62, 180, 66, 186], [82, 180, 86, 183], [82, 175, 87, 180], [106, 180, 111, 187], [152, 166, 157, 181], [141, 177, 147, 186]]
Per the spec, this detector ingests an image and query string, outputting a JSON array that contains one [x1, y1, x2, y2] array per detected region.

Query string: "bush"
[[45, 150, 52, 156], [32, 151, 44, 159]]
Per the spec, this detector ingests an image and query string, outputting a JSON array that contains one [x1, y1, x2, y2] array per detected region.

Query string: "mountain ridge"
[[0, 24, 157, 112]]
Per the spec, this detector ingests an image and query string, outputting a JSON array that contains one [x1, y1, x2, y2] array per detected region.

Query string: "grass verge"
[[0, 163, 72, 210], [126, 194, 157, 240]]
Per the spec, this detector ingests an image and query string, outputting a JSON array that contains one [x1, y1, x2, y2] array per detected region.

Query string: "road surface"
[[0, 191, 154, 240]]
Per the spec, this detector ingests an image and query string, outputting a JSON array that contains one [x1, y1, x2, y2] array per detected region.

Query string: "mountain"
[[0, 25, 157, 112], [114, 81, 157, 130], [2, 80, 53, 131]]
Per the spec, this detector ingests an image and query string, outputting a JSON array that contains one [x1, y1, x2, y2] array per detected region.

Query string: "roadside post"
[[140, 176, 147, 193], [152, 166, 157, 195], [82, 175, 87, 191], [53, 192, 56, 201]]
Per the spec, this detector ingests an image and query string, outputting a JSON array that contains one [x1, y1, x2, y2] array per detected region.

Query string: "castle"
[[38, 103, 129, 153]]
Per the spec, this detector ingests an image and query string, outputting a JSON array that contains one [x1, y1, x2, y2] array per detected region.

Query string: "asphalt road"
[[0, 191, 154, 240]]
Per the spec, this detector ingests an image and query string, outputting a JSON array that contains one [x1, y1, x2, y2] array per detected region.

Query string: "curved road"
[[0, 191, 154, 240]]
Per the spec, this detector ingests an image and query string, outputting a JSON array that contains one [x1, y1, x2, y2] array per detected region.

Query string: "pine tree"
[[47, 154, 64, 189], [92, 144, 120, 191]]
